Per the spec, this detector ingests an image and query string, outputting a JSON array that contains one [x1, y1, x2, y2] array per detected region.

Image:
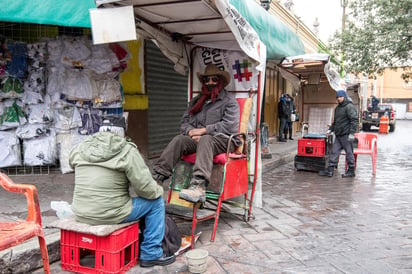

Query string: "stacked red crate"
[[60, 222, 139, 274]]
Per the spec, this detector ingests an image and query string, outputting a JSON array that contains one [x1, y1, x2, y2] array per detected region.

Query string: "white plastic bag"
[[50, 201, 74, 219]]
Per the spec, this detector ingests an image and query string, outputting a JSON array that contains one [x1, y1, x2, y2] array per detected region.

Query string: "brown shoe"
[[179, 182, 206, 203]]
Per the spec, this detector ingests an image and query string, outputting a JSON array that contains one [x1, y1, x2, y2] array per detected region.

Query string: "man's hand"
[[188, 128, 206, 137], [191, 135, 201, 142], [348, 134, 355, 142], [326, 130, 332, 135]]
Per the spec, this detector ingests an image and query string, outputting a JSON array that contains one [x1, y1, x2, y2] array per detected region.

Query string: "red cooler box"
[[297, 138, 326, 157], [295, 134, 329, 172]]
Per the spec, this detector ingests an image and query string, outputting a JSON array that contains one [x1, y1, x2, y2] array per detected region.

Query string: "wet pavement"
[[2, 120, 412, 273]]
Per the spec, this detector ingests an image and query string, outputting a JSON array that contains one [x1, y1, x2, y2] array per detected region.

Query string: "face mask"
[[206, 84, 216, 91]]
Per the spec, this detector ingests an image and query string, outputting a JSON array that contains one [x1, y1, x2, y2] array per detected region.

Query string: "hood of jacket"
[[75, 132, 128, 163]]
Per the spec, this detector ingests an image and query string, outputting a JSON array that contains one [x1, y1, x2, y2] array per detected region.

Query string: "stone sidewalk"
[[0, 136, 298, 273], [4, 121, 412, 273]]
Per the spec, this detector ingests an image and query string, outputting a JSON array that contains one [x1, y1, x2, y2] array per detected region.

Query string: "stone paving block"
[[243, 230, 287, 242], [385, 255, 412, 270]]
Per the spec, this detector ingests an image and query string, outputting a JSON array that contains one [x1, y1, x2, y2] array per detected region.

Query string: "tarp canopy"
[[0, 0, 96, 28], [94, 0, 305, 72], [0, 0, 304, 62], [229, 0, 304, 60], [278, 53, 344, 92]]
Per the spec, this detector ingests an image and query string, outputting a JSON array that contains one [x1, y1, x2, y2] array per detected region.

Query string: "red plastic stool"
[[60, 222, 139, 274]]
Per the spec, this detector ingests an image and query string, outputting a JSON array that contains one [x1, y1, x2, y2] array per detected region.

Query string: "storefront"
[[0, 0, 306, 178]]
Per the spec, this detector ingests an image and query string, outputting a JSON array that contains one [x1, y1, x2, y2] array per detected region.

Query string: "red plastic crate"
[[60, 222, 139, 274], [297, 138, 326, 157]]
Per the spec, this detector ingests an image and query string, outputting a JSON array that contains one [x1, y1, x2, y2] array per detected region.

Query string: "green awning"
[[229, 0, 305, 60], [0, 0, 96, 28]]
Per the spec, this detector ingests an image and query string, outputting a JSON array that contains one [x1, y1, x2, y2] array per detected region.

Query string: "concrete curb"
[[0, 230, 60, 274], [262, 151, 296, 173]]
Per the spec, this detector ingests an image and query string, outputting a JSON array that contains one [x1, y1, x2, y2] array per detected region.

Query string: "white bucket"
[[185, 249, 208, 273]]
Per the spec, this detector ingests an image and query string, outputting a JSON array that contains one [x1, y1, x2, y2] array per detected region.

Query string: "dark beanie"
[[336, 90, 347, 98]]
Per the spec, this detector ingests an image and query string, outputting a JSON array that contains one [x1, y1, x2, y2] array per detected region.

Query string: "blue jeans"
[[122, 196, 165, 260]]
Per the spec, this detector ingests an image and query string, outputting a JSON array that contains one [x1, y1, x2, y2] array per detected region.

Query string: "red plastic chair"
[[353, 132, 378, 175], [166, 97, 252, 247], [0, 172, 50, 274]]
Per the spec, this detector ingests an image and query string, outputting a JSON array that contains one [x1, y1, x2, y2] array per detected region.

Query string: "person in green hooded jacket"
[[69, 118, 175, 267]]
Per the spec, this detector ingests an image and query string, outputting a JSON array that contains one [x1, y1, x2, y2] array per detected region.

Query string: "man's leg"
[[179, 135, 229, 203], [319, 137, 342, 177], [279, 118, 287, 142], [122, 197, 167, 261], [288, 122, 294, 140], [341, 136, 356, 177], [152, 135, 197, 182]]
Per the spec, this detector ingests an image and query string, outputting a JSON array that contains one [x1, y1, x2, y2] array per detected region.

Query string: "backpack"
[[163, 214, 182, 256], [139, 214, 181, 256]]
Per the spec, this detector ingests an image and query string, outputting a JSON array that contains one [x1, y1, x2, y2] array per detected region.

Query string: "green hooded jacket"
[[69, 132, 163, 225]]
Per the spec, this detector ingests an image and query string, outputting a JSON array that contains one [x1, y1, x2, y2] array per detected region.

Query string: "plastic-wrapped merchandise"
[[53, 105, 83, 132], [6, 42, 27, 79], [57, 131, 87, 174], [16, 123, 50, 139], [0, 99, 27, 130], [0, 130, 21, 167], [46, 66, 65, 96], [92, 74, 122, 103], [1, 77, 24, 98], [63, 68, 94, 100], [27, 42, 47, 61], [27, 103, 53, 124], [24, 66, 46, 94], [47, 38, 63, 67], [78, 107, 102, 135], [21, 90, 44, 105], [23, 129, 57, 166], [60, 36, 91, 68], [87, 44, 120, 74]]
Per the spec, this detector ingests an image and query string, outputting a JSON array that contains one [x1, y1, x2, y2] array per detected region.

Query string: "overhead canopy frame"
[[94, 0, 305, 72], [278, 53, 345, 92]]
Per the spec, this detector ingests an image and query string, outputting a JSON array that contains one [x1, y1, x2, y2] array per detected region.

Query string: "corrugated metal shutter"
[[146, 41, 188, 158]]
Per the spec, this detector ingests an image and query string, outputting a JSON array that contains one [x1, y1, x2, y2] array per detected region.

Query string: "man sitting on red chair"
[[152, 64, 240, 203]]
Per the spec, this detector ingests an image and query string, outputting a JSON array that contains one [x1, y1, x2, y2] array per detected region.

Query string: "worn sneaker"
[[179, 183, 206, 203], [139, 253, 176, 267]]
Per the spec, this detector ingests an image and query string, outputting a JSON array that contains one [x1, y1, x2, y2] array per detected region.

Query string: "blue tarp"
[[0, 0, 96, 28]]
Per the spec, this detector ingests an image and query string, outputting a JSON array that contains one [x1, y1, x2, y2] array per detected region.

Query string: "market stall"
[[90, 0, 304, 210], [0, 0, 306, 212]]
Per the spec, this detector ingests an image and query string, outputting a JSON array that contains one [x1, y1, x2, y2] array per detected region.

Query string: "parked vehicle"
[[361, 104, 396, 132]]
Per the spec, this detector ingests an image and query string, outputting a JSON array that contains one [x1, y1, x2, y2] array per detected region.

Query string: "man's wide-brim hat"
[[197, 64, 231, 87]]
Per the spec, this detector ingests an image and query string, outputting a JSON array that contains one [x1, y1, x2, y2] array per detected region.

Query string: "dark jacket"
[[180, 89, 240, 143], [329, 99, 358, 136], [278, 98, 290, 119], [286, 98, 296, 122]]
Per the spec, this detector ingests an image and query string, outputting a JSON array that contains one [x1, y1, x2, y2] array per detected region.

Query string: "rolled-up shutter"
[[146, 41, 188, 158]]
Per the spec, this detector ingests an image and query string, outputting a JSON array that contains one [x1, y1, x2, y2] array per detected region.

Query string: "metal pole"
[[340, 0, 347, 76]]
